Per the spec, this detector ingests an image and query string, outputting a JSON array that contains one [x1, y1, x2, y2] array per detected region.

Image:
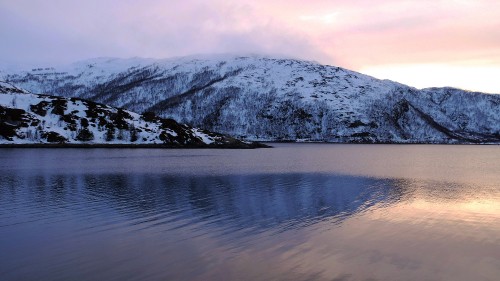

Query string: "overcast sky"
[[1, 0, 499, 93]]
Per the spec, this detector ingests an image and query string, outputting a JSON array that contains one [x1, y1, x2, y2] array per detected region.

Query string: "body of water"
[[0, 144, 499, 280]]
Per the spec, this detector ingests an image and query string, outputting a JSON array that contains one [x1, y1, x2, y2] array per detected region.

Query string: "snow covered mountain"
[[2, 55, 499, 143], [0, 81, 260, 147]]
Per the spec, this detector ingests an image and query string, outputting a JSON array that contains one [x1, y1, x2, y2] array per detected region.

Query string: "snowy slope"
[[2, 55, 499, 143], [0, 81, 259, 147]]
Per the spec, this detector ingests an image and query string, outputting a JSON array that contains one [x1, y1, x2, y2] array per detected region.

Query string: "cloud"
[[304, 0, 500, 68], [1, 0, 499, 92], [299, 13, 339, 24], [0, 0, 332, 65]]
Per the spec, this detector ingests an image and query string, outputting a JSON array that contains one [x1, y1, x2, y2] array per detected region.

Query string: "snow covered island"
[[0, 82, 266, 148]]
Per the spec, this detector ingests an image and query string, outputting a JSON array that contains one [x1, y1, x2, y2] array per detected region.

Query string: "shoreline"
[[0, 142, 272, 149], [0, 142, 498, 148]]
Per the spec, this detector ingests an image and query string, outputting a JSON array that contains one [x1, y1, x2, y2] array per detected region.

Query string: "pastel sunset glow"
[[1, 0, 499, 93]]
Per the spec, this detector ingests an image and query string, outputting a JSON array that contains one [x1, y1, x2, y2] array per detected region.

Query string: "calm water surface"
[[0, 144, 499, 281]]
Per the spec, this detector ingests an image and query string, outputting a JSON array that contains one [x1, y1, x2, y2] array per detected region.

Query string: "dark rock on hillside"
[[0, 82, 265, 148]]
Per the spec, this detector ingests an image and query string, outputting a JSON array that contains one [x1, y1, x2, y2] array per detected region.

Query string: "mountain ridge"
[[2, 55, 499, 144]]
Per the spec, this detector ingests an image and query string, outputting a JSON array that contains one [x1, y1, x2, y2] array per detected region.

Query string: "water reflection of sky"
[[0, 145, 499, 280]]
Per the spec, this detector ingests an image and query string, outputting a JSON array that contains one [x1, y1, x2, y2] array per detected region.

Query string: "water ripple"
[[1, 145, 499, 281]]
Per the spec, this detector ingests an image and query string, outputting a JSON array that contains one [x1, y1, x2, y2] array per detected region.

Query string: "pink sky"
[[1, 0, 499, 93]]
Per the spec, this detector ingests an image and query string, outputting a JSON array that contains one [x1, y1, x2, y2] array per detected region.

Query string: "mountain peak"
[[1, 56, 499, 144]]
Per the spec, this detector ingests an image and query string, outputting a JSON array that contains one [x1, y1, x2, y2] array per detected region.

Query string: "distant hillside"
[[0, 82, 261, 148], [2, 55, 499, 143]]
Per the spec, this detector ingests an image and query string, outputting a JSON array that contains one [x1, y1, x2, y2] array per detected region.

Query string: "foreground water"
[[0, 144, 499, 281]]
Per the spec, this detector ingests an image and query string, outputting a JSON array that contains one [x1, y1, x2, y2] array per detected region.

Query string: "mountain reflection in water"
[[0, 145, 499, 281], [1, 173, 400, 234]]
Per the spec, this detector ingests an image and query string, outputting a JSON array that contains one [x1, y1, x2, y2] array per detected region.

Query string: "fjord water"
[[0, 144, 499, 281]]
